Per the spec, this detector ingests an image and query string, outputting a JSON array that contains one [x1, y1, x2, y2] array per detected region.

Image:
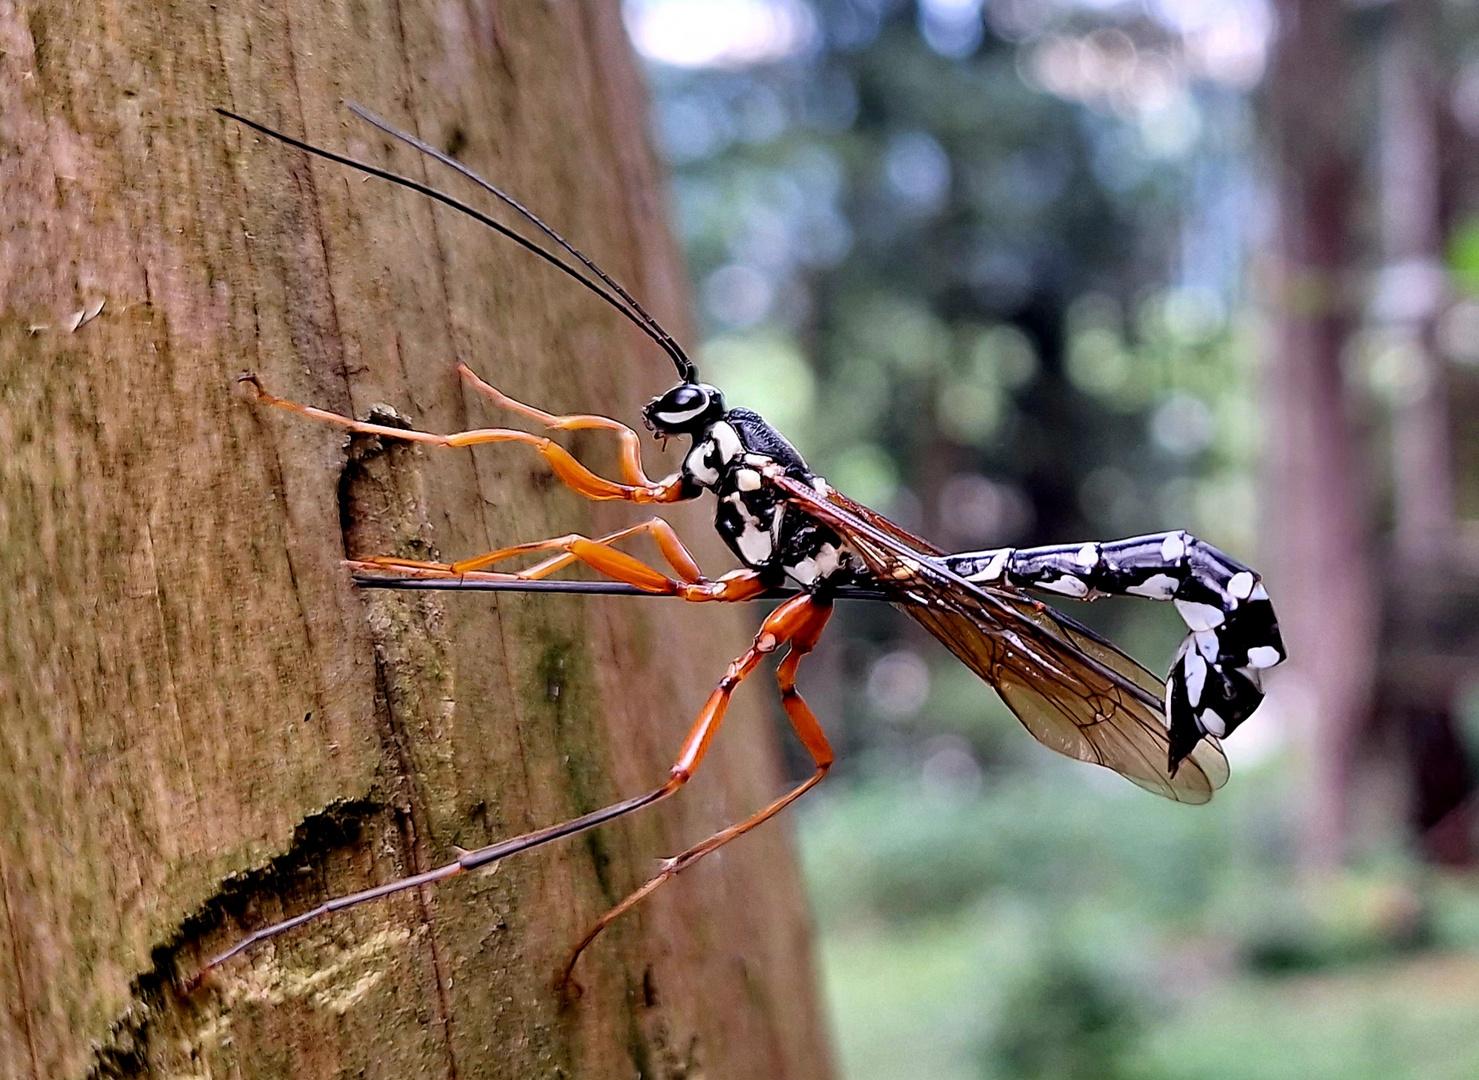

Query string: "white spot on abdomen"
[[1040, 574, 1089, 598], [1228, 571, 1255, 600], [736, 468, 762, 491], [1199, 708, 1226, 737], [1126, 573, 1178, 600], [1247, 645, 1281, 669], [1161, 533, 1187, 562], [1183, 648, 1207, 707], [1175, 598, 1225, 632], [965, 548, 1010, 583]]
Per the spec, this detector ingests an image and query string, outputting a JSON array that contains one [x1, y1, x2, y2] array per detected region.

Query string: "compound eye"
[[668, 386, 706, 411], [655, 385, 710, 425]]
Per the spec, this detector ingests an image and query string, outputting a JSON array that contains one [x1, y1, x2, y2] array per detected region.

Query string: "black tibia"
[[945, 531, 1286, 762]]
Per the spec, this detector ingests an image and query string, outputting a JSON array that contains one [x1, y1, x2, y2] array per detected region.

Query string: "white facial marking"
[[1249, 583, 1269, 601], [656, 398, 709, 425], [710, 421, 742, 463], [736, 468, 762, 491], [1075, 543, 1099, 569], [1041, 574, 1089, 598], [1175, 599, 1225, 632], [1126, 573, 1178, 600], [1161, 533, 1186, 562], [1199, 708, 1226, 738], [686, 440, 719, 486], [1228, 571, 1255, 600], [1247, 645, 1282, 669], [1183, 648, 1207, 707], [1194, 630, 1220, 662]]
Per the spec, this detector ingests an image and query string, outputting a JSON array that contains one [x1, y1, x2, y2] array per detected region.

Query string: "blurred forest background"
[[621, 0, 1479, 1076]]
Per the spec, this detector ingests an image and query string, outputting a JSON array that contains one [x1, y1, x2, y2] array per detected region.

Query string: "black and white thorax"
[[678, 408, 852, 590]]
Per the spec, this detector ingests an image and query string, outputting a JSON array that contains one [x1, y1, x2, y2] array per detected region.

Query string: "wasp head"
[[642, 382, 725, 437]]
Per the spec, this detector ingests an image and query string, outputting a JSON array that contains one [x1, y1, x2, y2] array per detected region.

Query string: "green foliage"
[[649, 0, 1232, 552], [802, 766, 1479, 1080], [1447, 216, 1479, 296], [983, 951, 1145, 1080]]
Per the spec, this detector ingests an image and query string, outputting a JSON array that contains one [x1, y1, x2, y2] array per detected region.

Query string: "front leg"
[[241, 374, 689, 505], [947, 532, 1286, 753], [456, 363, 662, 488]]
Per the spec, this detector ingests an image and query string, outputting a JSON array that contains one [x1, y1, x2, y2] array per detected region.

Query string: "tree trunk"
[[0, 3, 834, 1077], [1379, 0, 1454, 562], [1262, 0, 1380, 869], [1375, 0, 1475, 866]]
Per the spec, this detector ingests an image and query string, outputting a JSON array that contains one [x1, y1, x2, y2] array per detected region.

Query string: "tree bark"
[[0, 3, 833, 1077]]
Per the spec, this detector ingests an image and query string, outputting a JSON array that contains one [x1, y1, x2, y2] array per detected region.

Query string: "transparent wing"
[[782, 478, 1229, 803]]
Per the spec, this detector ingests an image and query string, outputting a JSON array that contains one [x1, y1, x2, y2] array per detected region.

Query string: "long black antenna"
[[346, 103, 696, 383], [216, 107, 697, 382]]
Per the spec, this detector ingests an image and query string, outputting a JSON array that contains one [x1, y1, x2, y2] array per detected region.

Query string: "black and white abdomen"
[[946, 531, 1286, 764]]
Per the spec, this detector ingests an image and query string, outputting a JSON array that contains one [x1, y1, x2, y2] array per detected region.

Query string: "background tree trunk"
[[0, 3, 834, 1077], [1262, 0, 1381, 869]]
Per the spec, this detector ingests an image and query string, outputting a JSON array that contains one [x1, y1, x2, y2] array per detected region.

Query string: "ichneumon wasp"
[[208, 104, 1286, 992]]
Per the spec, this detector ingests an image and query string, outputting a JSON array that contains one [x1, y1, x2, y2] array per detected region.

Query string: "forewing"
[[779, 476, 1228, 802], [908, 592, 1227, 802]]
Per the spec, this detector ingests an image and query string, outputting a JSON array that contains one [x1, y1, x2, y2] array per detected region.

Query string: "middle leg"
[[357, 517, 703, 582], [351, 518, 770, 602]]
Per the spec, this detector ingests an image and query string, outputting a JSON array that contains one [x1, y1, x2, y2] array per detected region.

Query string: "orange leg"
[[241, 374, 686, 504], [350, 518, 770, 603], [357, 518, 703, 583], [193, 593, 825, 985], [558, 597, 835, 994], [457, 363, 656, 487]]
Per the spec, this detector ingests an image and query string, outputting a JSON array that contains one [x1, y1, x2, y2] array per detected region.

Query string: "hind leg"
[[557, 597, 835, 993]]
